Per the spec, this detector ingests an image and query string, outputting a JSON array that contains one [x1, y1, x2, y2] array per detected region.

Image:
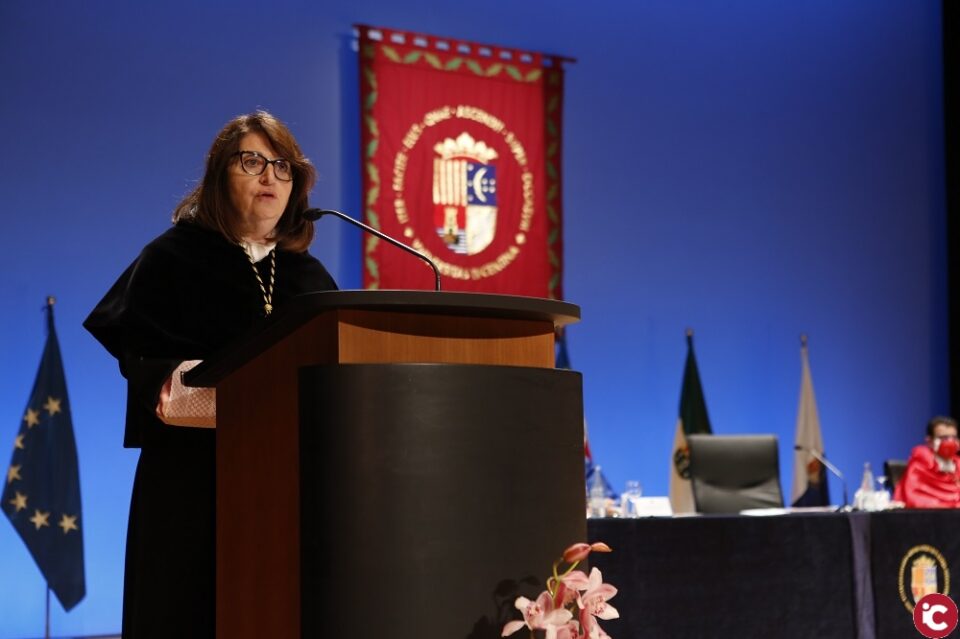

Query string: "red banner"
[[358, 25, 567, 298]]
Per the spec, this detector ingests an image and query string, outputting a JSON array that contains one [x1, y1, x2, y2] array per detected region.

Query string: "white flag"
[[791, 339, 827, 505]]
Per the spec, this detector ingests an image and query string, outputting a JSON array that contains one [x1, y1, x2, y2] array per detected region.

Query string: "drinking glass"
[[621, 480, 643, 518]]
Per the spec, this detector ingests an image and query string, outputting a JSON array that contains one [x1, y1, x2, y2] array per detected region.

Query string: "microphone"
[[303, 208, 442, 291], [794, 445, 849, 510]]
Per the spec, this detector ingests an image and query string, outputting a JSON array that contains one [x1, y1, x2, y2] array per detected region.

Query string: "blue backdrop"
[[0, 1, 947, 636]]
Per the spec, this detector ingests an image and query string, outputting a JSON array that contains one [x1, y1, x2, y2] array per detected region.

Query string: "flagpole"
[[43, 299, 56, 639], [46, 296, 56, 334]]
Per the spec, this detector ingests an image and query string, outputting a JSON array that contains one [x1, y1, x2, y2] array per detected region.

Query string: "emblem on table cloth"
[[432, 132, 498, 255], [914, 557, 940, 602], [899, 545, 951, 613]]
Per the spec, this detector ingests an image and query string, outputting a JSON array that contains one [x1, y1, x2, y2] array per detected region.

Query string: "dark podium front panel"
[[299, 363, 585, 638]]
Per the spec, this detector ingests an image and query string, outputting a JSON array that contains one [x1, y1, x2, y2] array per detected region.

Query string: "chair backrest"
[[687, 434, 784, 514], [883, 459, 908, 491]]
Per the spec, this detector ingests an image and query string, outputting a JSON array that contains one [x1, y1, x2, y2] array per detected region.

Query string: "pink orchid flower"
[[502, 591, 574, 638], [554, 619, 582, 639], [559, 569, 591, 597], [552, 578, 583, 610], [577, 567, 619, 639]]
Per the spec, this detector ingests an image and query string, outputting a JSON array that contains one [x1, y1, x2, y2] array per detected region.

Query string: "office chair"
[[687, 434, 784, 514], [883, 459, 908, 492]]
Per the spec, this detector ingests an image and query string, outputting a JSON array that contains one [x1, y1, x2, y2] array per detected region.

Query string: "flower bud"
[[562, 542, 592, 563]]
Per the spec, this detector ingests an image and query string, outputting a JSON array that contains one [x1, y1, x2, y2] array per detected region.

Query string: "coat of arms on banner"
[[899, 545, 951, 612], [433, 133, 498, 255], [358, 24, 569, 298]]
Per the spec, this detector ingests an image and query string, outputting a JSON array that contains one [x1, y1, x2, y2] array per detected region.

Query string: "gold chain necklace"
[[242, 245, 276, 315]]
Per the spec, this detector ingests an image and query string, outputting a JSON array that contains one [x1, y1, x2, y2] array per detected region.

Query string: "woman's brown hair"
[[172, 110, 316, 252]]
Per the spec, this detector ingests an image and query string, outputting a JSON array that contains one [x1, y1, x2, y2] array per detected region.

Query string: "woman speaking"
[[85, 111, 337, 637]]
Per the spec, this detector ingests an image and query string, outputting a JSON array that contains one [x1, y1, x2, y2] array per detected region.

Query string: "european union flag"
[[2, 298, 85, 610], [557, 329, 618, 500]]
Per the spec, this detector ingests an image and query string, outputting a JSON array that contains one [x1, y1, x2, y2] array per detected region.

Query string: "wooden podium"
[[186, 291, 585, 638]]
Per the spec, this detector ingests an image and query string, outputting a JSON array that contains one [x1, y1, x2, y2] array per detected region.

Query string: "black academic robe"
[[84, 222, 337, 638]]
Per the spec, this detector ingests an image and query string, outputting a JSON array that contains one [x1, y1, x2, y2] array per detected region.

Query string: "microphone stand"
[[795, 445, 849, 511], [304, 208, 442, 291]]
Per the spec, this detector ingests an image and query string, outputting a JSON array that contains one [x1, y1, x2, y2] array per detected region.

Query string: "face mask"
[[934, 437, 960, 460]]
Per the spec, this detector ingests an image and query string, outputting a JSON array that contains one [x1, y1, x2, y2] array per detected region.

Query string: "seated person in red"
[[894, 416, 960, 508]]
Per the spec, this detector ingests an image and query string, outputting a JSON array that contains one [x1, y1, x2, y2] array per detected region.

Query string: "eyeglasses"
[[233, 151, 293, 181]]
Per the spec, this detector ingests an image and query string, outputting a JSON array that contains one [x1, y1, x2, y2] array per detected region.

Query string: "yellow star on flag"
[[14, 434, 25, 450], [7, 465, 22, 484], [8, 491, 27, 512], [43, 396, 62, 416], [23, 409, 40, 428], [58, 514, 79, 534], [29, 509, 50, 530]]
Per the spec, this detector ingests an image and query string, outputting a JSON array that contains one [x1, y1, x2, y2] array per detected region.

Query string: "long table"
[[587, 510, 960, 639]]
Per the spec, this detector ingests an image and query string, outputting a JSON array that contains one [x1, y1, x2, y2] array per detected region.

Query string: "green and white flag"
[[668, 331, 713, 513]]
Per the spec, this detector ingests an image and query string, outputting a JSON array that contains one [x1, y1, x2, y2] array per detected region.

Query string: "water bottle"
[[854, 462, 876, 510], [588, 466, 607, 518]]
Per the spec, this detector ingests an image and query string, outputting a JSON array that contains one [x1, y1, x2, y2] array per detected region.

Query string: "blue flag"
[[555, 328, 571, 370], [2, 299, 85, 610], [557, 330, 618, 500]]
